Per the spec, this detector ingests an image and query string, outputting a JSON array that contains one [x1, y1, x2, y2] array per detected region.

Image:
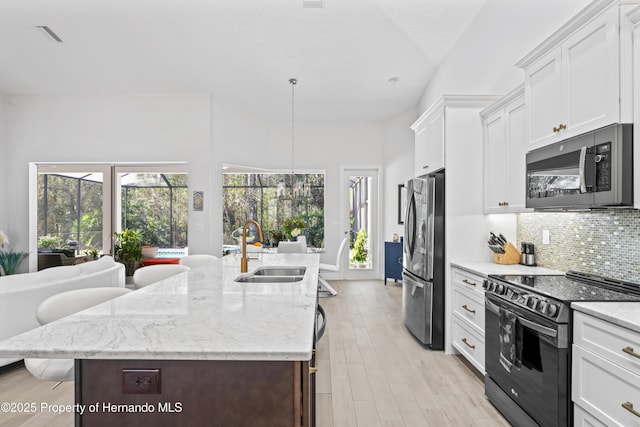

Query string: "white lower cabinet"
[[451, 266, 486, 373], [572, 311, 640, 426]]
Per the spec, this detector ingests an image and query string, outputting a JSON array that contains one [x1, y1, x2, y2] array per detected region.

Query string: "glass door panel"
[[343, 168, 379, 280], [37, 165, 111, 270]]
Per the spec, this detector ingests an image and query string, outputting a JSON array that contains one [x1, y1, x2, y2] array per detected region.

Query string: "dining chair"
[[276, 241, 304, 253], [318, 237, 349, 297]]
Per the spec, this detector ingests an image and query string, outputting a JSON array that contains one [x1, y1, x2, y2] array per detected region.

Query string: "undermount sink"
[[253, 266, 306, 276], [234, 266, 306, 283], [235, 275, 304, 283]]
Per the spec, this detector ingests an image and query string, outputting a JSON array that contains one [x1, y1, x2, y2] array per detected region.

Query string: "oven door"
[[485, 294, 569, 427], [526, 131, 595, 209]]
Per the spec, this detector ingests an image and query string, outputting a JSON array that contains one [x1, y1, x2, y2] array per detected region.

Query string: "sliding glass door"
[[34, 163, 187, 270]]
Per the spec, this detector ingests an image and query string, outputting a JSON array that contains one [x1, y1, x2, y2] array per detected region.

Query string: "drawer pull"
[[462, 338, 475, 350], [462, 279, 476, 287], [622, 402, 640, 418], [623, 346, 640, 359], [462, 304, 476, 314]]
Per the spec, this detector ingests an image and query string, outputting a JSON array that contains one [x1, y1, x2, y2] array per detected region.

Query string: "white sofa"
[[0, 255, 125, 367]]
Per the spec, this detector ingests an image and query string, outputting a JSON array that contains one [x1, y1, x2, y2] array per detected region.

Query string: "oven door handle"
[[485, 298, 558, 338], [518, 316, 557, 338]]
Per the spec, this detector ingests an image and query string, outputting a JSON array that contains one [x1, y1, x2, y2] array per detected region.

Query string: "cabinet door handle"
[[422, 165, 429, 170], [462, 304, 476, 314], [462, 279, 476, 287], [552, 123, 567, 133], [622, 402, 640, 418], [309, 367, 318, 375], [622, 346, 640, 359], [462, 338, 475, 349], [396, 257, 402, 266]]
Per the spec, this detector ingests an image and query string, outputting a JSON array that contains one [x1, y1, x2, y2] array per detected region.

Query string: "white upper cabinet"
[[481, 86, 531, 214], [517, 1, 636, 150], [630, 5, 640, 209], [411, 100, 445, 176]]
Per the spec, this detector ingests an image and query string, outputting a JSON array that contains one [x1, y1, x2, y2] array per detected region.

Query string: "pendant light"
[[289, 78, 301, 199]]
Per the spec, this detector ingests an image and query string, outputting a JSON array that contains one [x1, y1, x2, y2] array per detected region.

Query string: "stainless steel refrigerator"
[[402, 171, 445, 350]]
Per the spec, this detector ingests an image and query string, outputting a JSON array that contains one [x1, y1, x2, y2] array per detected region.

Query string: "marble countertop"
[[572, 302, 640, 334], [450, 260, 563, 277], [0, 253, 320, 361]]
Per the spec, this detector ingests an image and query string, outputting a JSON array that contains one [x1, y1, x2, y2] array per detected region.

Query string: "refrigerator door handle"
[[425, 177, 436, 280], [411, 279, 424, 297], [405, 191, 417, 258]]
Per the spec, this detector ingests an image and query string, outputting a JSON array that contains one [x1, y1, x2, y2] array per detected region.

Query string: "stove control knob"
[[527, 297, 538, 310], [546, 304, 559, 317], [487, 282, 495, 292], [537, 301, 547, 314], [495, 284, 505, 295], [482, 280, 489, 289]]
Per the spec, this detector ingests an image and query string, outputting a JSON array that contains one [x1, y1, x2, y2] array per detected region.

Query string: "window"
[[222, 167, 324, 251], [34, 164, 188, 267]]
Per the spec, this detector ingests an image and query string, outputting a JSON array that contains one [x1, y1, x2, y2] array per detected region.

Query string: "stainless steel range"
[[483, 271, 640, 427]]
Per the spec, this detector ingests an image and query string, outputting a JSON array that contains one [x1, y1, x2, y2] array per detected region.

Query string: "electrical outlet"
[[542, 229, 550, 245], [122, 369, 161, 394]]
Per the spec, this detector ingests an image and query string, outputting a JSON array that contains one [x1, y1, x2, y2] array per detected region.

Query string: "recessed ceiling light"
[[37, 26, 63, 43], [303, 0, 324, 8]]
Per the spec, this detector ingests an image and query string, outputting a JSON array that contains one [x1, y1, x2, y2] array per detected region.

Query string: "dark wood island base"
[[75, 359, 313, 427]]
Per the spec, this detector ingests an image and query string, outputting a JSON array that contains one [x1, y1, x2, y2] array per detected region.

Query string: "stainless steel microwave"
[[526, 124, 633, 210]]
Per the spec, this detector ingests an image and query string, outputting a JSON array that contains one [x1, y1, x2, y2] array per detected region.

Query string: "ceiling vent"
[[303, 0, 324, 8], [37, 26, 63, 43]]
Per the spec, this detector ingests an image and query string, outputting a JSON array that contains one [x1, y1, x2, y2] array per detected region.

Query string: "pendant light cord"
[[289, 78, 297, 177]]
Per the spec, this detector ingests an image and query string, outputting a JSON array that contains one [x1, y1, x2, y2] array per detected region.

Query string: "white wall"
[[0, 95, 7, 233], [382, 108, 415, 242], [3, 93, 405, 271], [211, 105, 389, 264], [5, 94, 212, 260], [419, 0, 591, 111]]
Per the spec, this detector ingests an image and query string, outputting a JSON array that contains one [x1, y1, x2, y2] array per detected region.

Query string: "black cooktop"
[[489, 271, 640, 303]]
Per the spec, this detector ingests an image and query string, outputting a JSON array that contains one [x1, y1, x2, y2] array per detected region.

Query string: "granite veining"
[[572, 302, 640, 335], [0, 253, 319, 361]]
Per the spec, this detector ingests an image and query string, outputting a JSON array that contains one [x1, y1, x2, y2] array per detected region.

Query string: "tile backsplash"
[[517, 210, 640, 283]]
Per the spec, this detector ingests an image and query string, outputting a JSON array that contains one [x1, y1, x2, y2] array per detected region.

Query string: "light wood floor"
[[0, 279, 508, 427]]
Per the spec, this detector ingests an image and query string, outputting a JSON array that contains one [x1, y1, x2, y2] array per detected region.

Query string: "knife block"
[[493, 242, 521, 265]]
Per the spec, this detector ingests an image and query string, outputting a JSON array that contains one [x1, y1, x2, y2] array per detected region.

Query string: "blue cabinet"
[[384, 241, 403, 284]]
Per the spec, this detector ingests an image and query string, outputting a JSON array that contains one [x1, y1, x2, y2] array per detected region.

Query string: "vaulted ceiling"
[[0, 0, 487, 121]]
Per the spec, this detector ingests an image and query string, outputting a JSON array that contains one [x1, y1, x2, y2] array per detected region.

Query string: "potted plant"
[[113, 229, 143, 276], [37, 235, 62, 252], [350, 229, 369, 267], [283, 217, 305, 241], [84, 249, 99, 260], [0, 230, 28, 275]]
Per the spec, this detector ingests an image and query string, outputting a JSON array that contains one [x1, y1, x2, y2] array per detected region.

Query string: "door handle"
[[579, 146, 587, 193], [462, 305, 476, 314], [623, 346, 640, 359], [461, 338, 475, 349], [622, 402, 640, 418]]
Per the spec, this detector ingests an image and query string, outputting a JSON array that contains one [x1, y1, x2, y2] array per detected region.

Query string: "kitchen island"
[[0, 253, 320, 427]]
